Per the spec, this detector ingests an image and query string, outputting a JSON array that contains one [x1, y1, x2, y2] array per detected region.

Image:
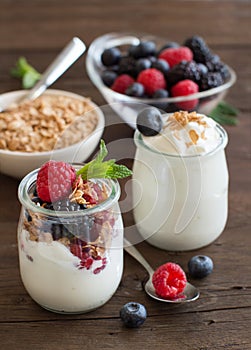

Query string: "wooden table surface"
[[0, 1, 250, 349]]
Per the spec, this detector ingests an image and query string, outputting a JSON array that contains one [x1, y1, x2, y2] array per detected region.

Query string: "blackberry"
[[117, 56, 137, 77], [205, 56, 230, 81], [200, 72, 224, 91], [165, 60, 202, 87], [184, 35, 213, 64], [51, 215, 94, 241], [197, 63, 208, 76]]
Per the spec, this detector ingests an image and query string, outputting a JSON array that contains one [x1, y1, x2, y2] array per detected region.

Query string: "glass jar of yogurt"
[[133, 111, 229, 251], [17, 166, 123, 314]]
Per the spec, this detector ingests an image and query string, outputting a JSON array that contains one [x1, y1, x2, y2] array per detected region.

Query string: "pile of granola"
[[0, 94, 99, 152]]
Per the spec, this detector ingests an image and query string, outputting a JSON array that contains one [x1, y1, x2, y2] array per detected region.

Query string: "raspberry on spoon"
[[152, 262, 187, 299], [36, 160, 76, 202]]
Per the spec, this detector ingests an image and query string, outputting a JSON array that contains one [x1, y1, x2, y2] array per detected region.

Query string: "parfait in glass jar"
[[17, 140, 132, 314]]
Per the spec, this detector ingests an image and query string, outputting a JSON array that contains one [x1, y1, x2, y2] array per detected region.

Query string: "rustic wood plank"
[[0, 308, 250, 350], [0, 1, 251, 49]]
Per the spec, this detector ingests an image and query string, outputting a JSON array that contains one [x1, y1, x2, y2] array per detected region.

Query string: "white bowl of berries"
[[0, 89, 105, 178], [86, 32, 236, 128]]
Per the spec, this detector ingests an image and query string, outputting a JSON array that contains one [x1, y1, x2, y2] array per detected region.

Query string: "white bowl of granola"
[[0, 89, 105, 178]]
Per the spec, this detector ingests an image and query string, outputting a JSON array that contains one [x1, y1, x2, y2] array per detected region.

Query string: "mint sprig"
[[208, 101, 239, 126], [76, 140, 132, 180], [11, 57, 41, 89]]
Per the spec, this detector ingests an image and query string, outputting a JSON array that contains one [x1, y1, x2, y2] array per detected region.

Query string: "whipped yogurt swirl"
[[143, 111, 221, 155]]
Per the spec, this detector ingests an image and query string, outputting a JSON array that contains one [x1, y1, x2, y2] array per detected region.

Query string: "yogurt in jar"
[[133, 111, 229, 251], [18, 215, 123, 313]]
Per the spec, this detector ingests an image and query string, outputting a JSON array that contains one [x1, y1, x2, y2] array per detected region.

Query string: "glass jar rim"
[[18, 165, 121, 217], [134, 122, 228, 159]]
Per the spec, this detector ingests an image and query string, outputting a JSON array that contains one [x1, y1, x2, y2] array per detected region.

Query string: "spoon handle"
[[123, 238, 155, 276], [25, 37, 86, 101]]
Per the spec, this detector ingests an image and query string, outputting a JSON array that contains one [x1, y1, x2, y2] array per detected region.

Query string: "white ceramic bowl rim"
[[0, 89, 105, 156], [86, 32, 237, 103]]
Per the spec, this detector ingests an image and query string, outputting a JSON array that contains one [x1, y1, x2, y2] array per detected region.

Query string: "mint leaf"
[[208, 101, 239, 126], [105, 163, 133, 178], [11, 57, 41, 89], [215, 101, 239, 116], [76, 140, 132, 180], [95, 139, 108, 163], [22, 70, 41, 89]]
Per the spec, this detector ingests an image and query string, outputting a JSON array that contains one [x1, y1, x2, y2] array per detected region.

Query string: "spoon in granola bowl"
[[123, 238, 200, 303], [0, 37, 86, 112]]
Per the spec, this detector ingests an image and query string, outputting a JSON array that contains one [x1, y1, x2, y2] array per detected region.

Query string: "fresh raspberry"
[[171, 79, 199, 110], [159, 46, 193, 68], [36, 160, 76, 202], [111, 74, 134, 94], [137, 68, 166, 96], [152, 262, 187, 299]]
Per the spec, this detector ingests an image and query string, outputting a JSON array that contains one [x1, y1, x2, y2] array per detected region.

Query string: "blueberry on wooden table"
[[120, 302, 147, 328], [188, 255, 214, 278]]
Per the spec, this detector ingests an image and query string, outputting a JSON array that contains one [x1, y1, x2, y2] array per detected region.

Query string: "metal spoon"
[[0, 37, 86, 112], [123, 238, 200, 303]]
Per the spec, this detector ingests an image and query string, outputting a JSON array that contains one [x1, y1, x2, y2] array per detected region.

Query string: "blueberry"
[[101, 70, 117, 87], [158, 41, 180, 54], [148, 55, 157, 64], [101, 47, 121, 66], [152, 89, 169, 111], [153, 89, 169, 99], [125, 82, 145, 97], [135, 58, 151, 74], [188, 255, 214, 278], [151, 59, 170, 75], [129, 41, 156, 58], [137, 107, 163, 136], [120, 302, 147, 328]]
